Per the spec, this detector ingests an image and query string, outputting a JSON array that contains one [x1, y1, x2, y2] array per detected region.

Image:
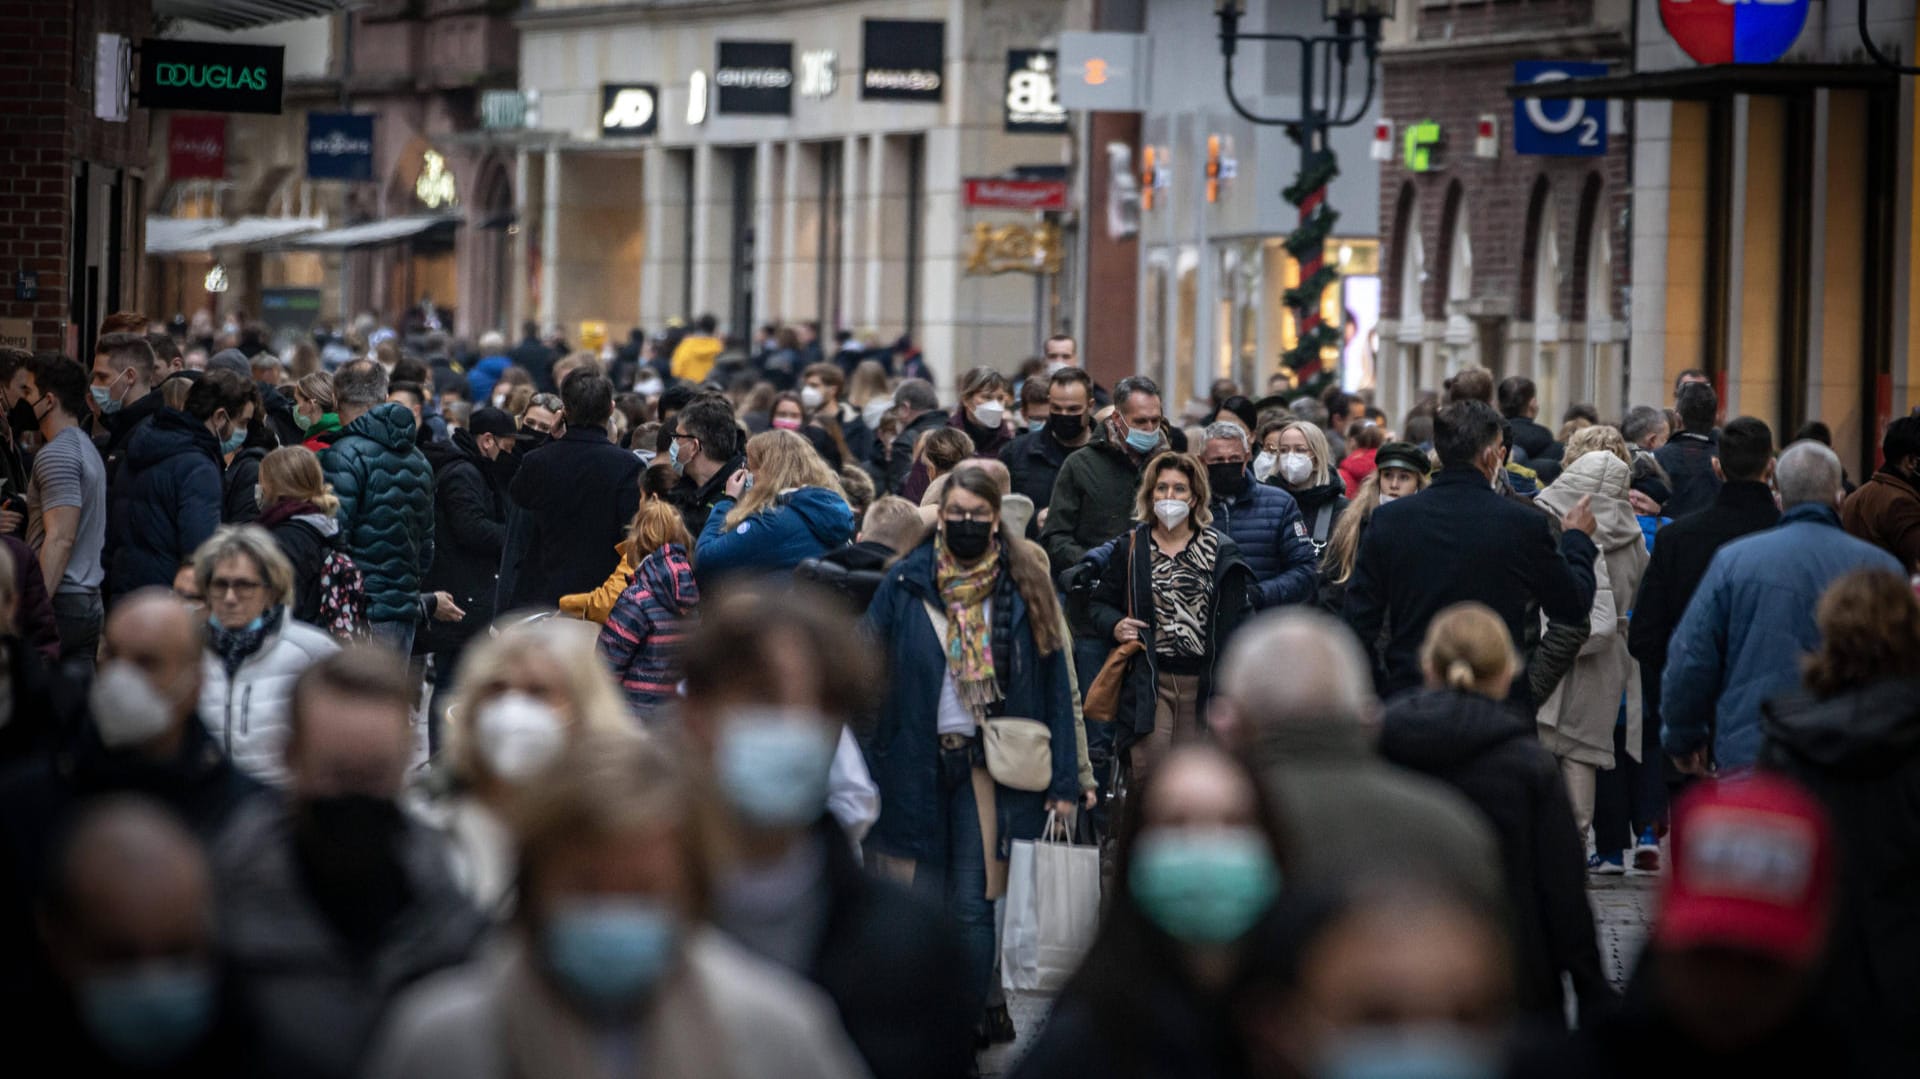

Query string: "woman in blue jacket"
[[694, 428, 855, 591], [861, 466, 1081, 1026]]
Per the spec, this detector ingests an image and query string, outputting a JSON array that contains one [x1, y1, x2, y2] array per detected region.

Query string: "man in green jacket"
[[1040, 374, 1168, 577]]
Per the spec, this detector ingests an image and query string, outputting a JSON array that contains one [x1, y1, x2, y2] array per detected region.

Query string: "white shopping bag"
[[1000, 813, 1102, 992]]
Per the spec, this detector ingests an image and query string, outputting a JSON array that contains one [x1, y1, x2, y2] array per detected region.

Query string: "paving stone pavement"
[[979, 870, 1660, 1077]]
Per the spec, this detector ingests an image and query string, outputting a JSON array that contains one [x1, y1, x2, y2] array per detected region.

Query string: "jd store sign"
[[139, 39, 284, 114]]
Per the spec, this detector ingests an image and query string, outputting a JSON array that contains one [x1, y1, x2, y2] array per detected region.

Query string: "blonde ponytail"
[[1420, 603, 1516, 698]]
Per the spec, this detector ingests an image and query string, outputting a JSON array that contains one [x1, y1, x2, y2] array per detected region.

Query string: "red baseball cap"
[[1656, 774, 1835, 968]]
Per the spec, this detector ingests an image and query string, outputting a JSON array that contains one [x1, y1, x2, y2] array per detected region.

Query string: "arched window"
[[1577, 175, 1619, 418], [1439, 182, 1475, 371], [1387, 183, 1423, 416], [1530, 187, 1563, 419]]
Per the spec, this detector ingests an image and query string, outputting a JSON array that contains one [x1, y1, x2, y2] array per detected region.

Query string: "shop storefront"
[[514, 0, 1079, 390]]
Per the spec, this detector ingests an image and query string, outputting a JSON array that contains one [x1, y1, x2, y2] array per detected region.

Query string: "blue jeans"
[[368, 618, 416, 657], [913, 741, 995, 1010]]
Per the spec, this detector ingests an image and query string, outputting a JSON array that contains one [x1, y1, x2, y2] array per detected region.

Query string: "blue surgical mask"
[[668, 439, 683, 472], [1124, 426, 1162, 454], [715, 708, 837, 828], [542, 898, 678, 1016], [91, 383, 124, 415], [1028, 418, 1047, 434], [218, 422, 245, 456], [1316, 1026, 1498, 1079], [1129, 826, 1279, 944], [79, 963, 217, 1067]]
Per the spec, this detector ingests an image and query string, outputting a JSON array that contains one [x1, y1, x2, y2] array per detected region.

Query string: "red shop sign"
[[169, 115, 227, 180], [964, 178, 1069, 212]]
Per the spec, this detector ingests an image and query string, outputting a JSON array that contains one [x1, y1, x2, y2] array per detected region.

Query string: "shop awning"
[[144, 216, 227, 255], [1506, 63, 1896, 102], [291, 214, 462, 249], [154, 0, 362, 32]]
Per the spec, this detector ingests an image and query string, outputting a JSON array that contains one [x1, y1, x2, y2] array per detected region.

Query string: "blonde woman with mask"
[[1256, 418, 1348, 560], [424, 618, 636, 912], [693, 429, 854, 590]]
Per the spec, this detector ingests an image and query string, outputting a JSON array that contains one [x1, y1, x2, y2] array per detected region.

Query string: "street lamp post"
[[1215, 0, 1388, 393]]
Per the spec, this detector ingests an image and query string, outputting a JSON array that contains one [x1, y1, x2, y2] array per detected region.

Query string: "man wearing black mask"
[[1197, 421, 1318, 609], [1000, 366, 1093, 528], [212, 648, 482, 1079]]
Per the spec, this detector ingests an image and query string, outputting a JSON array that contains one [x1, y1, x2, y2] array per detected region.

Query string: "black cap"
[[468, 406, 517, 439], [1375, 440, 1431, 476]]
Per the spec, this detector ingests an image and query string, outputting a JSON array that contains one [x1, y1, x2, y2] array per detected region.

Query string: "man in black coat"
[[421, 407, 514, 730], [1344, 399, 1599, 699], [507, 320, 557, 393], [885, 378, 949, 495], [665, 395, 745, 539], [508, 370, 641, 608], [1628, 417, 1777, 780], [1654, 381, 1721, 518], [999, 366, 1093, 520]]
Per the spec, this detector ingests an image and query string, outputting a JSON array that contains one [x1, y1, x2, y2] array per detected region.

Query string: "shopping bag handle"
[[1042, 810, 1072, 844]]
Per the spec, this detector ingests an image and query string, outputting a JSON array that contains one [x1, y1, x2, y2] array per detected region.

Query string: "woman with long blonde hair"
[[254, 445, 343, 628], [693, 429, 855, 588]]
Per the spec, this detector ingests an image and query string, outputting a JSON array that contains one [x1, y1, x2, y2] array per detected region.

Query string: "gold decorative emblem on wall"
[[965, 222, 1064, 275]]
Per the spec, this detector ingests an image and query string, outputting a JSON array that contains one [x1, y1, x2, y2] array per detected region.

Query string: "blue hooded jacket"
[[1662, 503, 1904, 770], [108, 407, 224, 599], [693, 485, 854, 590]]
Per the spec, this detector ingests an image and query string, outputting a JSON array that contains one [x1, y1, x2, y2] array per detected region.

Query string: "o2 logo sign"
[[1660, 0, 1810, 65]]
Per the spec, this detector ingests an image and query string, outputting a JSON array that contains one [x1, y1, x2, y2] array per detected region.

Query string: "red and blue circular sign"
[[1660, 0, 1810, 65]]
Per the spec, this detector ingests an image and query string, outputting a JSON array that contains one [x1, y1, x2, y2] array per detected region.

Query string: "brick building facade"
[[0, 0, 153, 356], [1374, 0, 1632, 425]]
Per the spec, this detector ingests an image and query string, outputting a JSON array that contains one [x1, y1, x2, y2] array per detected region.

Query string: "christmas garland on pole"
[[1280, 146, 1341, 401]]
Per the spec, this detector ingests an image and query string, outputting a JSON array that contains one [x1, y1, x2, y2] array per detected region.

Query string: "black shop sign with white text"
[[1005, 50, 1067, 134], [139, 39, 284, 114], [716, 41, 794, 116], [862, 20, 944, 102]]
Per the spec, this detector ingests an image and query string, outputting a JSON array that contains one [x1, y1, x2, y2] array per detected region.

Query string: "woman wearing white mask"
[[1255, 418, 1349, 563], [191, 525, 340, 787], [949, 365, 1016, 460], [1089, 452, 1255, 781], [1317, 440, 1431, 615], [367, 732, 870, 1079], [430, 618, 635, 913]]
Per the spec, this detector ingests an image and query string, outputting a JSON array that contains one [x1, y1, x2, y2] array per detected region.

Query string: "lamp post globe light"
[[1215, 0, 1388, 396]]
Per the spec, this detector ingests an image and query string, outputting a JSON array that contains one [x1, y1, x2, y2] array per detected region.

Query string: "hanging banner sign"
[[716, 41, 794, 115], [862, 19, 944, 102], [964, 178, 1069, 211], [138, 39, 284, 114], [168, 115, 227, 180], [1660, 0, 1809, 65], [306, 112, 374, 181], [1005, 50, 1067, 134]]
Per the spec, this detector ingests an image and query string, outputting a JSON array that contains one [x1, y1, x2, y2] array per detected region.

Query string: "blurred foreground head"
[[1210, 608, 1377, 751], [89, 590, 204, 753]]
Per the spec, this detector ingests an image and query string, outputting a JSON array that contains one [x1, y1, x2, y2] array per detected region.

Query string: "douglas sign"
[[139, 39, 285, 114]]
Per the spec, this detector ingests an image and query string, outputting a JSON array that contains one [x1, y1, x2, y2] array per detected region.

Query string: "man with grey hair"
[[885, 378, 948, 496], [1210, 608, 1500, 903], [1197, 420, 1317, 607], [1041, 374, 1171, 576], [1663, 440, 1903, 773], [1620, 405, 1670, 452], [319, 360, 435, 654]]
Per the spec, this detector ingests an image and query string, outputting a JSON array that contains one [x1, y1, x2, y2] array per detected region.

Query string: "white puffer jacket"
[[199, 610, 340, 787]]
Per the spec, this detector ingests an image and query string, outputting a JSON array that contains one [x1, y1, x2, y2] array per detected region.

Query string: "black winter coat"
[[1379, 688, 1614, 1024], [1000, 427, 1078, 514], [802, 820, 976, 1079], [1087, 524, 1255, 743], [1653, 430, 1720, 519], [1343, 466, 1598, 696], [1275, 477, 1347, 553], [422, 430, 507, 650], [1627, 480, 1779, 742], [887, 408, 949, 495], [507, 425, 641, 608], [108, 408, 225, 600], [668, 453, 745, 541], [258, 384, 304, 450], [1761, 678, 1920, 1075], [259, 500, 336, 627], [508, 334, 556, 392], [222, 445, 268, 523]]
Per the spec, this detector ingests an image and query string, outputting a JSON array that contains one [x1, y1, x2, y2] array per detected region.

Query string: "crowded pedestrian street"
[[4, 0, 1920, 1076]]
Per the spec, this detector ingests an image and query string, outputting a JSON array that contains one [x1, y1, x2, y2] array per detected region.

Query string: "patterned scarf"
[[935, 537, 1003, 719], [208, 606, 282, 677]]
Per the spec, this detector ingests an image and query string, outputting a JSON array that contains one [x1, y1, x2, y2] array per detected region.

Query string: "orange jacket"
[[558, 545, 635, 623]]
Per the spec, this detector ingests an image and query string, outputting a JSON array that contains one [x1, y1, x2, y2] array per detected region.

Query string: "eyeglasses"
[[942, 510, 995, 525], [209, 577, 264, 597]]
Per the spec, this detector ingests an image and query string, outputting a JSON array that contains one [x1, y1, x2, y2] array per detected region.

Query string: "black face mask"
[[1045, 411, 1085, 444], [943, 519, 994, 561], [518, 428, 549, 452], [1207, 462, 1248, 499], [8, 399, 38, 438], [292, 794, 412, 947]]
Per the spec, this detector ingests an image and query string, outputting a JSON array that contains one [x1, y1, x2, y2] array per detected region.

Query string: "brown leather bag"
[[1082, 533, 1141, 723]]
